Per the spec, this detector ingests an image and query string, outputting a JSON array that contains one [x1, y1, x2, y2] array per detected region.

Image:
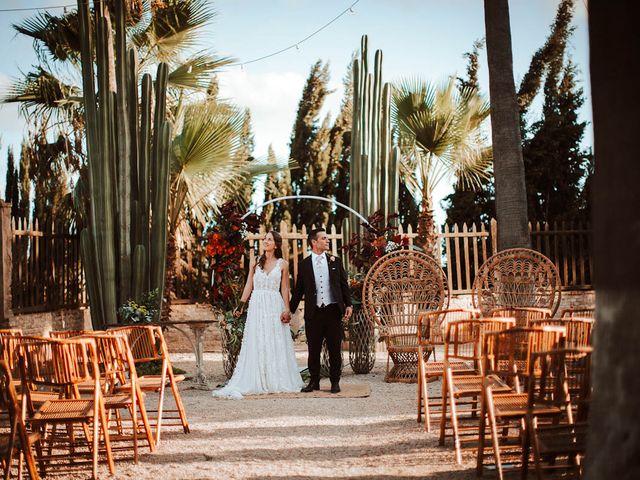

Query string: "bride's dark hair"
[[256, 230, 283, 271]]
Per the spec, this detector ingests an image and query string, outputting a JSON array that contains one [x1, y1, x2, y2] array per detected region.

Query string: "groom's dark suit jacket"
[[290, 253, 352, 321]]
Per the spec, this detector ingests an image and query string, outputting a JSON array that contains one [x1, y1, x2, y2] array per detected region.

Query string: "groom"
[[289, 228, 352, 394]]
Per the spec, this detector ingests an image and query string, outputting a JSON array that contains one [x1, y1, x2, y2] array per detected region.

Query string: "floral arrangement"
[[205, 201, 261, 313], [118, 289, 160, 323], [343, 210, 409, 302]]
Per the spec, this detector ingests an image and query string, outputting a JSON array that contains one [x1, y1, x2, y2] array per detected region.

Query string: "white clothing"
[[311, 252, 335, 307], [212, 258, 303, 399]]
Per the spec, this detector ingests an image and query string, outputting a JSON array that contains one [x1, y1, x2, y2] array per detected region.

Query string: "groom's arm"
[[338, 260, 352, 308], [290, 267, 304, 313]]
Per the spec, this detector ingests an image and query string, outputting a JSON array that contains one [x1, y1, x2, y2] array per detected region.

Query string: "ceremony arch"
[[241, 195, 370, 226]]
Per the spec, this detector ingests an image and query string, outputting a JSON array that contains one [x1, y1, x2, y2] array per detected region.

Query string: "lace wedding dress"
[[213, 258, 303, 399]]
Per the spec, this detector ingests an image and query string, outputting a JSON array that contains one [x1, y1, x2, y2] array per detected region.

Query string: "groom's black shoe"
[[301, 381, 320, 393], [330, 381, 341, 394]]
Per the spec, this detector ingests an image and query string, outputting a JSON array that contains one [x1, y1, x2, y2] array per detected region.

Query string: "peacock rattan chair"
[[363, 250, 448, 383], [472, 248, 561, 317]]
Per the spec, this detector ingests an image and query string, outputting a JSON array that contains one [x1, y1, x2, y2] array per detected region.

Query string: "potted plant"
[[205, 201, 261, 378], [343, 211, 409, 373]]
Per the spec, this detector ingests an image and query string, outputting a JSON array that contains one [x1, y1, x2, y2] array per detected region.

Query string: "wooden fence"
[[11, 217, 86, 313], [10, 216, 593, 311]]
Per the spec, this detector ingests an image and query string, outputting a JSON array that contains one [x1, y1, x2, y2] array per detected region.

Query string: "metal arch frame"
[[241, 195, 370, 226]]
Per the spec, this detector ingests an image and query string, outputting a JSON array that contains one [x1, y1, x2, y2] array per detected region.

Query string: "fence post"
[[0, 202, 14, 327], [490, 218, 498, 254]]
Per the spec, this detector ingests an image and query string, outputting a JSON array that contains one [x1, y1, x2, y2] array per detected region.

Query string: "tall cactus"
[[77, 0, 171, 328], [349, 35, 399, 232]]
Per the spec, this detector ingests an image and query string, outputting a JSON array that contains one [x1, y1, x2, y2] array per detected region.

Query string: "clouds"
[[217, 69, 305, 160]]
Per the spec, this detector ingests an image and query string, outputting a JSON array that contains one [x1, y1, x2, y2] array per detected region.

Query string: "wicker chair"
[[488, 306, 552, 327], [363, 250, 448, 383], [560, 307, 595, 320], [472, 248, 561, 317]]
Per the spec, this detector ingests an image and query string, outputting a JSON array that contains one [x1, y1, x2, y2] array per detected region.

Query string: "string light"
[[228, 0, 360, 68], [0, 3, 74, 13]]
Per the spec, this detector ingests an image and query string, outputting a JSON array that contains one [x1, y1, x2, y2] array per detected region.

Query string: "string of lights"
[[229, 0, 360, 68], [0, 4, 74, 13], [0, 0, 361, 68]]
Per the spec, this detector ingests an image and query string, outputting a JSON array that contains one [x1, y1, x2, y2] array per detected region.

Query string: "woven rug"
[[244, 383, 370, 399]]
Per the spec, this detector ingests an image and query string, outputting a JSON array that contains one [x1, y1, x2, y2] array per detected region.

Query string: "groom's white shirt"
[[311, 251, 335, 307]]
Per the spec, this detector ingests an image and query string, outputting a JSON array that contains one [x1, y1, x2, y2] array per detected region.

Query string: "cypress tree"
[[289, 60, 332, 228], [5, 147, 20, 218], [237, 108, 256, 209]]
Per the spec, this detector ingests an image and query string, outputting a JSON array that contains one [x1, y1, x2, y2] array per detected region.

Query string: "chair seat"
[[536, 423, 588, 454], [32, 399, 94, 421], [452, 374, 510, 395], [118, 374, 185, 392], [104, 393, 135, 408], [423, 360, 476, 375], [492, 393, 561, 417]]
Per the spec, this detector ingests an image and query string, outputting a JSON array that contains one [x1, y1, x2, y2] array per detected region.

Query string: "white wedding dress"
[[212, 258, 304, 399]]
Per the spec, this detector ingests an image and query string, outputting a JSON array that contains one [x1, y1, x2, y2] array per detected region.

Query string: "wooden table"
[[152, 319, 219, 389]]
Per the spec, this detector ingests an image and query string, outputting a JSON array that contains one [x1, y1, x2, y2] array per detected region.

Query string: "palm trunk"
[[416, 194, 439, 260], [484, 0, 530, 250], [584, 2, 640, 478]]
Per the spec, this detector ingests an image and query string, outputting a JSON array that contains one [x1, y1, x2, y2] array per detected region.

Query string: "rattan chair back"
[[560, 307, 595, 320], [472, 248, 561, 317], [363, 250, 448, 347], [418, 308, 481, 347], [50, 330, 95, 339], [530, 317, 594, 349]]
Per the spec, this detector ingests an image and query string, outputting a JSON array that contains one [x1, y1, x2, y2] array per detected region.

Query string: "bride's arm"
[[280, 261, 292, 322], [234, 256, 256, 316]]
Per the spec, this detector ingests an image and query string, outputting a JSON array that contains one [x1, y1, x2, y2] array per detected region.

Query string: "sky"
[[0, 0, 591, 224]]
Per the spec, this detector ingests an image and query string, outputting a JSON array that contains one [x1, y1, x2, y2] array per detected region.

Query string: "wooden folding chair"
[[49, 330, 95, 339], [109, 326, 189, 445], [19, 337, 114, 480], [530, 318, 594, 349], [489, 307, 552, 327], [0, 360, 40, 480], [439, 318, 515, 463], [559, 307, 595, 320], [476, 327, 565, 479], [416, 308, 480, 432], [522, 347, 592, 479], [80, 333, 155, 462]]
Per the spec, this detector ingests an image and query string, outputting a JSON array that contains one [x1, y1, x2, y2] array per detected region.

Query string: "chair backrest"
[[0, 329, 22, 337], [443, 319, 482, 365], [489, 306, 552, 327], [0, 359, 20, 420], [418, 308, 480, 346], [109, 325, 166, 364], [50, 330, 95, 339], [19, 337, 100, 393], [483, 327, 565, 391], [472, 248, 561, 317], [527, 347, 592, 423], [530, 317, 594, 348], [0, 333, 23, 376], [560, 307, 595, 320], [363, 251, 448, 346]]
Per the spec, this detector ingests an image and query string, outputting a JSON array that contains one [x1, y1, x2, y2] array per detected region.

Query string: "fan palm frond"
[[13, 10, 82, 64], [171, 99, 245, 226], [2, 68, 81, 125], [134, 0, 216, 63], [167, 52, 234, 90]]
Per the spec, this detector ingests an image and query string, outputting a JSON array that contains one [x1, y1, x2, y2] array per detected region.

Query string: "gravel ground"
[[65, 352, 478, 479]]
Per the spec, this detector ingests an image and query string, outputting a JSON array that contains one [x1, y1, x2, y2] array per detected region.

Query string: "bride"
[[212, 231, 303, 399]]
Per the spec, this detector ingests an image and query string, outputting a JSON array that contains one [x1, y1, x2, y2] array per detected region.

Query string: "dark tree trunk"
[[483, 0, 530, 250], [585, 2, 640, 478]]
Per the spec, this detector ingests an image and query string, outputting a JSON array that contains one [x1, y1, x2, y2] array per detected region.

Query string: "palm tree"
[[392, 77, 492, 257], [483, 0, 530, 250]]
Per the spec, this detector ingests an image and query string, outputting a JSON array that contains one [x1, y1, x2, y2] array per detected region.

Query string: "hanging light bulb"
[[295, 44, 300, 51], [349, 6, 355, 14]]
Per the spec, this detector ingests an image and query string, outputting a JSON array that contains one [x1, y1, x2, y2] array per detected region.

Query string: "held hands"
[[343, 306, 353, 320], [280, 311, 292, 324], [233, 301, 247, 318]]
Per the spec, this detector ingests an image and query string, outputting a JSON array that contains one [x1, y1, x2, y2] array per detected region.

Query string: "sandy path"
[[76, 352, 477, 479]]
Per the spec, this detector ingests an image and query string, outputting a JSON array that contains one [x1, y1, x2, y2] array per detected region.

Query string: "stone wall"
[[8, 309, 92, 336], [447, 290, 595, 313]]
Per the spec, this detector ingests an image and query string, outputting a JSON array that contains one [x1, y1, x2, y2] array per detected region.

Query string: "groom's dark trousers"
[[290, 254, 352, 384]]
